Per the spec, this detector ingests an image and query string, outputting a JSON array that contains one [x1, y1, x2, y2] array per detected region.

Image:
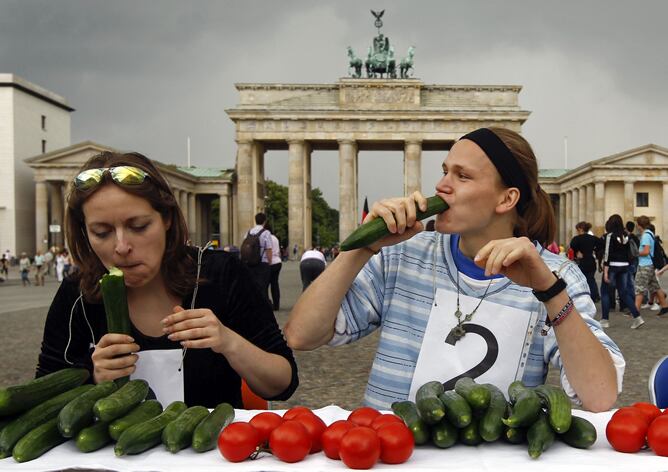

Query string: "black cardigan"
[[36, 249, 298, 408]]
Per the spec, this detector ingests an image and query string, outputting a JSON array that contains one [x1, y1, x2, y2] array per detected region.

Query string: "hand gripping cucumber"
[[340, 196, 449, 251], [100, 267, 132, 386]]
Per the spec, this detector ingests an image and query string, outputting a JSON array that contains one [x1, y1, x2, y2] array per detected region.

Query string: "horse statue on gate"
[[400, 46, 415, 79], [346, 46, 363, 78], [365, 33, 397, 78]]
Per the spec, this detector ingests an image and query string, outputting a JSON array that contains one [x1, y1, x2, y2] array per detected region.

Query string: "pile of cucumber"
[[0, 368, 235, 463], [392, 377, 597, 459]]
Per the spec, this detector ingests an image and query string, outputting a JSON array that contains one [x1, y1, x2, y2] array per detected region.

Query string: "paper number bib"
[[408, 288, 537, 400]]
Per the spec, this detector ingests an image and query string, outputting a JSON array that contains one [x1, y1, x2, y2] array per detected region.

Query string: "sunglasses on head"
[[73, 166, 148, 190]]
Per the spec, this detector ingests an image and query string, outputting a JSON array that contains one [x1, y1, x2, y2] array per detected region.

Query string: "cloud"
[[2, 0, 668, 211]]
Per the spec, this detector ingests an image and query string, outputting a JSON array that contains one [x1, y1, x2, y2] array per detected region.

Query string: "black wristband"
[[532, 271, 567, 302]]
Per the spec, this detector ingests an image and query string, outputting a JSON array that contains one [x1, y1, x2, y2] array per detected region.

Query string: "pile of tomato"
[[217, 406, 414, 469], [606, 402, 668, 456]]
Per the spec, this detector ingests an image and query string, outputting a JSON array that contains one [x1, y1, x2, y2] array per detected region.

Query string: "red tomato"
[[632, 402, 662, 423], [269, 420, 312, 463], [606, 415, 648, 453], [612, 406, 653, 426], [283, 406, 315, 420], [217, 422, 261, 462], [249, 411, 284, 444], [647, 415, 668, 456], [339, 426, 381, 470], [347, 407, 381, 427], [321, 420, 356, 460], [293, 412, 327, 453], [376, 421, 414, 464], [370, 413, 404, 431]]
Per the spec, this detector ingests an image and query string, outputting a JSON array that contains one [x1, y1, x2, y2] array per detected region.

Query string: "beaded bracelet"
[[540, 298, 574, 336]]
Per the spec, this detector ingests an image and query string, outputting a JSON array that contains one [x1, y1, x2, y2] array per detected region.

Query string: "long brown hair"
[[487, 127, 556, 246], [65, 151, 196, 301]]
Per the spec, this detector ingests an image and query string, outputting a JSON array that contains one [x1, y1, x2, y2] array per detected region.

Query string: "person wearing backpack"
[[619, 221, 640, 312], [569, 221, 602, 303], [240, 213, 273, 296], [600, 214, 644, 328], [634, 216, 668, 316]]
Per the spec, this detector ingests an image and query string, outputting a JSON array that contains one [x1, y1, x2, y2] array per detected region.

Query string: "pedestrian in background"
[[600, 214, 643, 328], [240, 212, 273, 296], [266, 224, 282, 311], [19, 252, 31, 286], [299, 247, 326, 290], [55, 249, 66, 282], [569, 221, 601, 303], [0, 253, 9, 280], [634, 216, 668, 316], [34, 250, 45, 286]]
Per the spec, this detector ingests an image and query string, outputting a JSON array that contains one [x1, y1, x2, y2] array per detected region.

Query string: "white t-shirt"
[[270, 234, 281, 265], [301, 249, 326, 265], [248, 225, 273, 264]]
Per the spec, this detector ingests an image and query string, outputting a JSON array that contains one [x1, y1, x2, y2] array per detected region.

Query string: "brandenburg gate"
[[226, 79, 530, 252]]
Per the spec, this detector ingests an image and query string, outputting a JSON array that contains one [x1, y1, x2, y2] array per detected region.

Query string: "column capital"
[[337, 138, 357, 145], [287, 138, 305, 146], [404, 139, 423, 146], [235, 138, 253, 146]]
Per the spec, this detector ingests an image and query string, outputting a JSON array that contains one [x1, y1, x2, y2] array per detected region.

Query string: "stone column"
[[188, 193, 196, 244], [558, 193, 566, 245], [594, 180, 606, 235], [624, 180, 635, 224], [50, 181, 64, 248], [195, 196, 202, 245], [179, 190, 188, 225], [571, 188, 579, 236], [663, 182, 668, 240], [339, 140, 358, 242], [288, 140, 306, 256], [404, 140, 422, 196], [35, 181, 48, 252], [219, 188, 231, 246], [578, 186, 586, 224], [303, 143, 312, 249], [565, 191, 572, 242], [236, 140, 254, 244], [585, 184, 594, 226], [251, 142, 266, 214]]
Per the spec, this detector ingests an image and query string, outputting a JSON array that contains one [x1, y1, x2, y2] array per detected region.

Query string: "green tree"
[[264, 180, 289, 247], [264, 180, 339, 249], [311, 188, 339, 248]]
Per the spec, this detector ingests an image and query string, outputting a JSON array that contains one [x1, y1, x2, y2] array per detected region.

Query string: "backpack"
[[628, 237, 639, 260], [648, 233, 667, 269], [240, 229, 266, 266]]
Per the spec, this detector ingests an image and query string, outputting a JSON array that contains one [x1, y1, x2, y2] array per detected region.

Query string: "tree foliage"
[[211, 180, 339, 248]]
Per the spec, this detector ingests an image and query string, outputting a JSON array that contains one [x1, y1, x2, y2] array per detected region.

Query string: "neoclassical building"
[[18, 78, 668, 254], [25, 142, 234, 251], [226, 78, 530, 252], [540, 144, 668, 244]]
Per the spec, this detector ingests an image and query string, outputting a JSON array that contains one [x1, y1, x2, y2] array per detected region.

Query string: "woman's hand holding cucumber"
[[364, 191, 429, 253]]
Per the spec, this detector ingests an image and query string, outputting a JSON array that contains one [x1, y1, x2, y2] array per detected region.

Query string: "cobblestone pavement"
[[1, 262, 666, 410]]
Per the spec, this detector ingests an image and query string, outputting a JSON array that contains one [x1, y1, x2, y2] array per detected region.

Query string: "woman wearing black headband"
[[287, 127, 623, 413]]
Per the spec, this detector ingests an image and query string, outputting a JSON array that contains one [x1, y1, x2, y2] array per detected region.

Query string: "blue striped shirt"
[[330, 232, 625, 409]]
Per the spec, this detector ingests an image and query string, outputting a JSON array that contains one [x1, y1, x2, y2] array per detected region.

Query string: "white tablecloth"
[[1, 406, 666, 472]]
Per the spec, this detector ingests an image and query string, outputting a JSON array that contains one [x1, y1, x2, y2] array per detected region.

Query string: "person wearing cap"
[[286, 127, 623, 412]]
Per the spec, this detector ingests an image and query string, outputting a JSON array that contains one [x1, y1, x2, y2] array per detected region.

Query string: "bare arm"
[[545, 290, 618, 412], [285, 191, 429, 351], [284, 248, 375, 350], [476, 237, 617, 412]]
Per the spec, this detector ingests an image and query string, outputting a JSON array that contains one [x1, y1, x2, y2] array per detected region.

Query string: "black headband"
[[459, 128, 532, 214]]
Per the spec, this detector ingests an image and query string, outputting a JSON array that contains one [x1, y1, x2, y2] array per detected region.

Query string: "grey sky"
[[2, 0, 667, 211]]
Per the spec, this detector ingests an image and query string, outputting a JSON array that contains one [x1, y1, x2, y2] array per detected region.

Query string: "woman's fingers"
[[95, 353, 138, 371]]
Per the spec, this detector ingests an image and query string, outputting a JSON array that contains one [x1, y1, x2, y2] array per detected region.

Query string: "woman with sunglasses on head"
[[36, 151, 298, 408], [286, 128, 623, 412]]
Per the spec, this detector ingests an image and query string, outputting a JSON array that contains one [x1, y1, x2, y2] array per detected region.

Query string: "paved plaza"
[[0, 260, 666, 410]]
